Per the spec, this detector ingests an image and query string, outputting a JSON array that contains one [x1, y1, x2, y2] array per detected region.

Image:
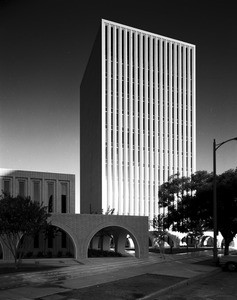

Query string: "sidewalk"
[[0, 250, 220, 300]]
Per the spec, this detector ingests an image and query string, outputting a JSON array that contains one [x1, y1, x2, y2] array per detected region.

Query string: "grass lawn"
[[0, 247, 212, 275], [149, 246, 212, 255], [52, 273, 187, 300], [0, 262, 62, 275]]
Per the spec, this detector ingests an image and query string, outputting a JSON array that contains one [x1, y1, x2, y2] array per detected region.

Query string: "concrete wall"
[[50, 214, 148, 259], [1, 214, 148, 260], [80, 27, 103, 214]]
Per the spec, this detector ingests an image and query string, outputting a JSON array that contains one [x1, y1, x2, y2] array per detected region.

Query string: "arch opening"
[[200, 235, 213, 247], [88, 226, 139, 258], [148, 237, 153, 247], [17, 225, 75, 259]]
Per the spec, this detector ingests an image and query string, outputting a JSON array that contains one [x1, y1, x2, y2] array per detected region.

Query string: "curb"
[[139, 268, 221, 300]]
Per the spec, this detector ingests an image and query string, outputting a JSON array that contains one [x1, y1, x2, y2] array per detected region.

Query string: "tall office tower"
[[80, 19, 196, 220]]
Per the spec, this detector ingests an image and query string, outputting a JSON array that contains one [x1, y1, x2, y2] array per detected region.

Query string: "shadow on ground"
[[0, 264, 62, 275], [37, 273, 187, 300]]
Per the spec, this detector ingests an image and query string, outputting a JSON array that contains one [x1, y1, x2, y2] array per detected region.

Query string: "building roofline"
[[102, 19, 195, 48], [0, 168, 75, 177]]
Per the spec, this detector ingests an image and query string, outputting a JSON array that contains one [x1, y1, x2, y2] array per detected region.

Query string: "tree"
[[156, 169, 237, 255], [158, 172, 191, 207], [0, 194, 50, 267], [104, 206, 115, 215], [157, 171, 212, 236], [163, 193, 212, 244], [193, 169, 237, 254], [215, 169, 237, 255]]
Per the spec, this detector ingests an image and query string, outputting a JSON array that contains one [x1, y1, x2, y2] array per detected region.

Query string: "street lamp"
[[213, 137, 237, 263]]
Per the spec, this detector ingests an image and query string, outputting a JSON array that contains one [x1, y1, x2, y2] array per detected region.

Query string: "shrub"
[[25, 251, 33, 258], [37, 251, 44, 258], [57, 251, 63, 258], [66, 251, 73, 257], [47, 251, 52, 258]]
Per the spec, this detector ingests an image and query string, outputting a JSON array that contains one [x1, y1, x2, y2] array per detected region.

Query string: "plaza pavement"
[[0, 250, 220, 300]]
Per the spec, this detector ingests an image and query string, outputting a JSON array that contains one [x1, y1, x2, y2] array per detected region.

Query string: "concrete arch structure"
[[149, 231, 175, 248], [50, 214, 148, 260], [200, 235, 213, 247], [0, 214, 148, 261], [86, 225, 139, 257], [50, 220, 77, 258]]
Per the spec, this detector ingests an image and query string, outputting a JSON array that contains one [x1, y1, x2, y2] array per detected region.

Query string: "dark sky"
[[1, 0, 237, 209]]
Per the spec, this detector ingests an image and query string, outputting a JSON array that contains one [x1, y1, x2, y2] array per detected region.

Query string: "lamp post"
[[213, 137, 237, 263]]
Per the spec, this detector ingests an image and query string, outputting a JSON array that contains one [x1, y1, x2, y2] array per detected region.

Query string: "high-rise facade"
[[80, 19, 196, 220]]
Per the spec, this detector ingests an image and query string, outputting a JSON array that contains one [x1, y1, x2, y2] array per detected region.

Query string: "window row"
[[2, 179, 69, 213]]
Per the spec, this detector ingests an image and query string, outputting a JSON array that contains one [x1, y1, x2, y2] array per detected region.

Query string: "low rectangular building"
[[0, 169, 75, 213]]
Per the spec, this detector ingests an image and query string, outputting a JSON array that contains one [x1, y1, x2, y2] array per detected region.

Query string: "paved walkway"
[[0, 250, 220, 300]]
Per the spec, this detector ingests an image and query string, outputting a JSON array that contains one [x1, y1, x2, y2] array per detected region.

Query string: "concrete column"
[[118, 27, 123, 214], [187, 47, 191, 176], [159, 39, 164, 188], [27, 176, 31, 197], [168, 42, 173, 177], [164, 40, 168, 182], [114, 231, 127, 255], [182, 46, 187, 176], [56, 180, 60, 213], [112, 26, 118, 213], [129, 29, 134, 216], [178, 44, 182, 175], [173, 43, 178, 174], [90, 236, 100, 250], [134, 32, 139, 216], [107, 24, 112, 210], [139, 33, 144, 216], [144, 35, 149, 217], [154, 38, 159, 217], [123, 28, 128, 215], [149, 36, 154, 221], [101, 235, 111, 251], [12, 175, 16, 197]]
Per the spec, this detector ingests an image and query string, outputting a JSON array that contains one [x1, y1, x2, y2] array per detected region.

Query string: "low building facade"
[[0, 169, 75, 213], [0, 169, 148, 260]]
